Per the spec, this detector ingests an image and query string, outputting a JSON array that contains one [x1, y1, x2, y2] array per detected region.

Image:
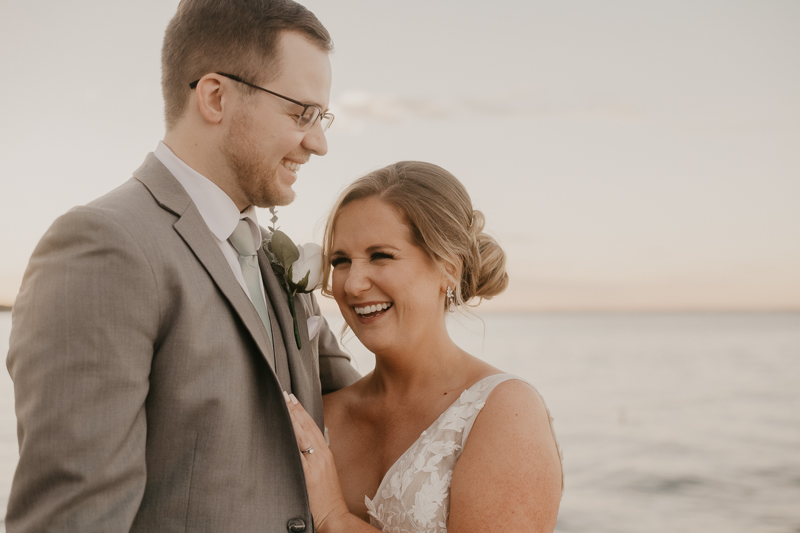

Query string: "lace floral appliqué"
[[364, 375, 515, 533]]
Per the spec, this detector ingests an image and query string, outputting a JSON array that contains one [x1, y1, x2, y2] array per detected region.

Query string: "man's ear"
[[194, 74, 227, 125]]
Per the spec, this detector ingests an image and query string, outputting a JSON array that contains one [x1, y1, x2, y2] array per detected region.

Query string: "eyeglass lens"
[[297, 107, 333, 131], [297, 107, 319, 129]]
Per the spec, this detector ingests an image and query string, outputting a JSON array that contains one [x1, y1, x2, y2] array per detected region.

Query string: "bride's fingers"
[[283, 393, 350, 527], [283, 391, 327, 454], [283, 392, 311, 451]]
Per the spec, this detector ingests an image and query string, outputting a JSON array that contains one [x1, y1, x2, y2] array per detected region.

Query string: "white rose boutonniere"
[[291, 241, 323, 291], [264, 229, 323, 349]]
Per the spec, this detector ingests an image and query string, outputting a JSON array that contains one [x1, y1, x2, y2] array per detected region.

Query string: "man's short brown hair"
[[161, 0, 332, 130]]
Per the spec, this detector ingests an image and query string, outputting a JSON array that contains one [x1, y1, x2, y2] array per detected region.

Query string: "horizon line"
[[3, 305, 799, 315]]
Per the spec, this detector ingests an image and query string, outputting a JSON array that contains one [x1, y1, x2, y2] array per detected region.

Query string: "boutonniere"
[[263, 228, 323, 350]]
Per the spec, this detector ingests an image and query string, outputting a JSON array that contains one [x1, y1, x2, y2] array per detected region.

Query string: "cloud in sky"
[[331, 88, 799, 139], [2, 1, 798, 311], [331, 90, 647, 132]]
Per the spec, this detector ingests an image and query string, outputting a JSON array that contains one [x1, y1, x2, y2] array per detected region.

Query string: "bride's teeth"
[[354, 303, 392, 316]]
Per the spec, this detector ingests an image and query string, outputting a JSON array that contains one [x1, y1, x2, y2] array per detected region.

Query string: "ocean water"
[[1, 310, 798, 532]]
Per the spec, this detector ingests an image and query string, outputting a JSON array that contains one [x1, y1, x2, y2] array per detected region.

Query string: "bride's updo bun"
[[322, 161, 509, 309], [461, 210, 509, 302]]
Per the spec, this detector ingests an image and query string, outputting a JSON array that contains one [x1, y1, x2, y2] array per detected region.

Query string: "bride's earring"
[[446, 286, 455, 313]]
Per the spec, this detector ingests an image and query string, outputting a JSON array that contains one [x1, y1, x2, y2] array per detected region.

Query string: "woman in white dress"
[[285, 161, 563, 532]]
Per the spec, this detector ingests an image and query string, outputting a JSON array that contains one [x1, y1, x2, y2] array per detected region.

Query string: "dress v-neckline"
[[367, 373, 507, 503]]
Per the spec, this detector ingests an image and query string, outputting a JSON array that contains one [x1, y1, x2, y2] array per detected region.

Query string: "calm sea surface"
[[1, 311, 798, 532]]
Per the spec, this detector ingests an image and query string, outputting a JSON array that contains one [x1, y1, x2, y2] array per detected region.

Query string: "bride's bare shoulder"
[[481, 378, 554, 429], [322, 374, 371, 421], [448, 378, 562, 531]]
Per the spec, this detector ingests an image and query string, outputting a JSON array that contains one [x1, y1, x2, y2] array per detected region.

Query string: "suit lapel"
[[259, 247, 324, 430], [133, 154, 276, 371], [174, 213, 275, 363]]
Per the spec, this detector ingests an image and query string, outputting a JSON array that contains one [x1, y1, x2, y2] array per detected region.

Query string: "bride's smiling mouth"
[[352, 302, 393, 319]]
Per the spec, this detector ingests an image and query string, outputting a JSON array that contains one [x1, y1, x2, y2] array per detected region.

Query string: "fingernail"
[[289, 393, 299, 405], [283, 391, 290, 403]]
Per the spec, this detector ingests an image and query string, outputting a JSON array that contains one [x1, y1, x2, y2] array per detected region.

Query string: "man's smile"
[[280, 159, 303, 173]]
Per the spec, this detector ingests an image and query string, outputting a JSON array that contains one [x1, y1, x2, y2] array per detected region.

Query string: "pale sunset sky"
[[0, 1, 798, 311]]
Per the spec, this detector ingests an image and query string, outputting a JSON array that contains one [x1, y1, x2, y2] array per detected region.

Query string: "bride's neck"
[[368, 333, 470, 398]]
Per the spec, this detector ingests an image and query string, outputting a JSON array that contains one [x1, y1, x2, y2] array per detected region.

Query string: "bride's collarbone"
[[347, 369, 495, 433], [328, 365, 500, 464], [345, 396, 453, 462]]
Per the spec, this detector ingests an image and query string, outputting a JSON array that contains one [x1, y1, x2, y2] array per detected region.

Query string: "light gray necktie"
[[229, 219, 274, 352]]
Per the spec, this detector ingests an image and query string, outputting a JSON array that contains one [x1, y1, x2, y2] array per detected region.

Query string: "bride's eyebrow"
[[365, 245, 399, 253], [329, 245, 400, 257]]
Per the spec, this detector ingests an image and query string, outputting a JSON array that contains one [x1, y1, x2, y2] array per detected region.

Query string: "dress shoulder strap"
[[460, 373, 563, 490], [460, 374, 529, 444]]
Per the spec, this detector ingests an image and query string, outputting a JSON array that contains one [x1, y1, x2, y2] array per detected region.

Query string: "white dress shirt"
[[153, 141, 268, 307]]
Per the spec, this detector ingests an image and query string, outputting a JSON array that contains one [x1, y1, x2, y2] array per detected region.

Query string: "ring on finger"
[[301, 446, 314, 455]]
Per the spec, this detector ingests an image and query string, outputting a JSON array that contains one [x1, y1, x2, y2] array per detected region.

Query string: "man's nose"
[[301, 121, 328, 156]]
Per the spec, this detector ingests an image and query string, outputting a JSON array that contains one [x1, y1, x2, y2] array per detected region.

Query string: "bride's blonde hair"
[[321, 161, 508, 309]]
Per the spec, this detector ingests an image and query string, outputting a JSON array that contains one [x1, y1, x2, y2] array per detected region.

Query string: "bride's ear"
[[439, 258, 459, 292]]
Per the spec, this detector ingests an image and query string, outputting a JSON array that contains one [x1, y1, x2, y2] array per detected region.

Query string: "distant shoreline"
[[1, 305, 799, 315], [470, 309, 800, 316]]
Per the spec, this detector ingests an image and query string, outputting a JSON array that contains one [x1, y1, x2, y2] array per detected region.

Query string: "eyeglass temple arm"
[[189, 72, 246, 89], [188, 73, 332, 129]]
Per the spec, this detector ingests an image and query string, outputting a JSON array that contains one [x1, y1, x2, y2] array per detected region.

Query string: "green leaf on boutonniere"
[[271, 230, 300, 266], [270, 261, 286, 277], [262, 229, 323, 351]]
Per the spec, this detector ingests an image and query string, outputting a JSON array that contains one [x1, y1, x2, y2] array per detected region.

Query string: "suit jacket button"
[[287, 518, 307, 532]]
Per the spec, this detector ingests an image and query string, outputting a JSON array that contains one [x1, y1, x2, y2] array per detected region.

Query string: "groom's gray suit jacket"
[[6, 154, 360, 532]]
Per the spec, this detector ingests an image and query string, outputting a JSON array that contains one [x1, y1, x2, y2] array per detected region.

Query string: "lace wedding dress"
[[364, 374, 561, 533]]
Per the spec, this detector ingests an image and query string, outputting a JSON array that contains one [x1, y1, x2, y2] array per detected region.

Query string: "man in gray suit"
[[6, 1, 359, 531]]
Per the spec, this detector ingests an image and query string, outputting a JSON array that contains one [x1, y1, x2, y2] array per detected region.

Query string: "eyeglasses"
[[189, 72, 334, 132]]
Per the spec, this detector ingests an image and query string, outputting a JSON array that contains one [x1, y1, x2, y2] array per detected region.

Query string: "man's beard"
[[221, 112, 296, 209]]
